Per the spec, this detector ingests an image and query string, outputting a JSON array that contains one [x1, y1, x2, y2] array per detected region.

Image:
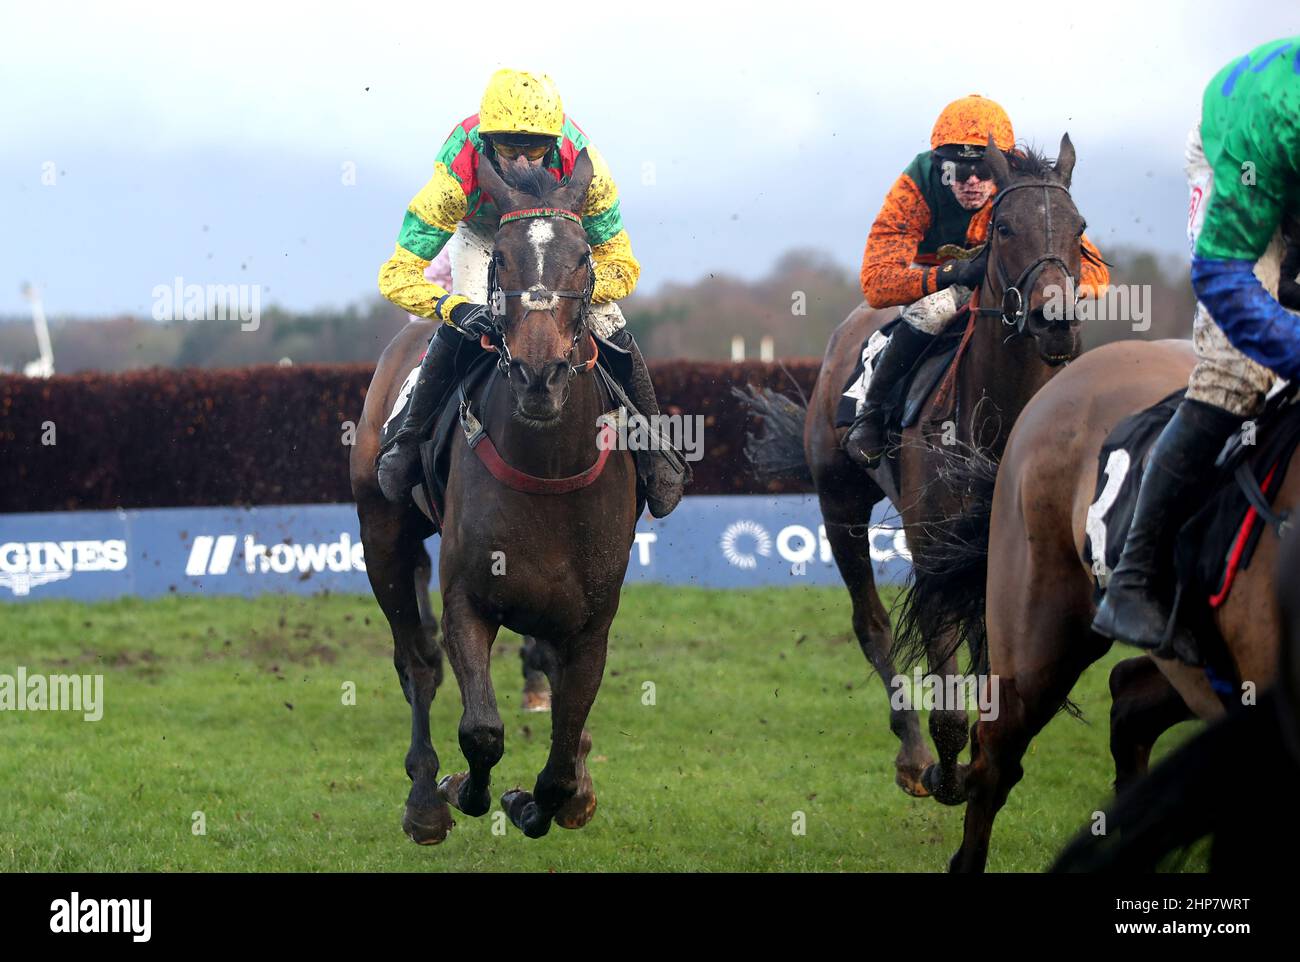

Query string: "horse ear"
[[475, 147, 520, 213], [559, 147, 595, 212], [984, 133, 1011, 186], [1055, 133, 1076, 188]]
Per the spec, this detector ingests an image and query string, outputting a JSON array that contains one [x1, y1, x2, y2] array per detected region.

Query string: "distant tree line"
[[0, 246, 1197, 373]]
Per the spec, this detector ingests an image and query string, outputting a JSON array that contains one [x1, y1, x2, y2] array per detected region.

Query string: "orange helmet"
[[930, 95, 1015, 153]]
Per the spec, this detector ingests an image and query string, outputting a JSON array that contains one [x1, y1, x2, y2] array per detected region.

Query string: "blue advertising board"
[[0, 496, 910, 603]]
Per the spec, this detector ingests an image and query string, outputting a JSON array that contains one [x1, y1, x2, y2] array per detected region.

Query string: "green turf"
[[0, 586, 1202, 872]]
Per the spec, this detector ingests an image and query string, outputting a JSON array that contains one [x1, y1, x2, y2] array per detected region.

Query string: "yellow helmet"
[[930, 94, 1015, 152], [479, 69, 565, 138]]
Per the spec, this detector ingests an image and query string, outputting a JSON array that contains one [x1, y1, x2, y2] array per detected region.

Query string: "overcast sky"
[[3, 0, 1296, 318]]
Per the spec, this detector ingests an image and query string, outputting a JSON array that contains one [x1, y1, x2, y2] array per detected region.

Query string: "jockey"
[[844, 94, 1110, 468], [375, 69, 685, 516], [1093, 36, 1300, 653]]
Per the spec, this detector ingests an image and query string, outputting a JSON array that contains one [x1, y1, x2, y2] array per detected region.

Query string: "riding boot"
[[608, 327, 688, 518], [376, 324, 461, 503], [1090, 397, 1242, 656], [843, 322, 937, 469]]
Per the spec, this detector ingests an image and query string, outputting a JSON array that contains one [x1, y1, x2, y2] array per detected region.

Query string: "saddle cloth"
[[834, 306, 971, 433], [1083, 385, 1300, 669]]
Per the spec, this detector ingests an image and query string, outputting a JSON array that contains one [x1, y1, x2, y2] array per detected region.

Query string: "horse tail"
[[890, 435, 998, 674], [731, 384, 812, 484]]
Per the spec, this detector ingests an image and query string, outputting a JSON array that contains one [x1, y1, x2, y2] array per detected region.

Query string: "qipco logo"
[[720, 520, 910, 571]]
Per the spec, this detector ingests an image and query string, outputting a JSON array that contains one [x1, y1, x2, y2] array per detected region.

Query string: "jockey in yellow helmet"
[[374, 69, 684, 516]]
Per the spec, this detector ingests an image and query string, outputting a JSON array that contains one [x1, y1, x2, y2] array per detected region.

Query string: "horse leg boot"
[[1091, 397, 1241, 654], [843, 322, 936, 470], [376, 324, 460, 504], [607, 328, 688, 518]]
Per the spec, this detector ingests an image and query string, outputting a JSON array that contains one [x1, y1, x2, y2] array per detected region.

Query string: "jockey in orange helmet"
[[844, 95, 1110, 468]]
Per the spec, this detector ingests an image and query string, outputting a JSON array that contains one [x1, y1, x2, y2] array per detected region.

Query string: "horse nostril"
[[542, 361, 568, 391], [509, 359, 531, 386]]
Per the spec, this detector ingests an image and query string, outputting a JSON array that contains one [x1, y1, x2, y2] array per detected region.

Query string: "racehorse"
[[750, 136, 1093, 799], [940, 337, 1300, 870], [350, 149, 638, 844]]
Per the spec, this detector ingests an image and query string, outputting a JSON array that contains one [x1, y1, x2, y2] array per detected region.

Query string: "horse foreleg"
[[358, 499, 452, 845], [437, 593, 503, 820], [953, 626, 1110, 872], [503, 626, 609, 838], [1109, 655, 1193, 795], [821, 487, 933, 796]]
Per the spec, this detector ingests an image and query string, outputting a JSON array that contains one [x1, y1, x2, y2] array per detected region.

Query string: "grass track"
[[0, 586, 1201, 872]]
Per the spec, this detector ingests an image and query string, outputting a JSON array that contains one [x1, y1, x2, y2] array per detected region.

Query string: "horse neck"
[[958, 290, 1056, 456], [482, 365, 609, 477]]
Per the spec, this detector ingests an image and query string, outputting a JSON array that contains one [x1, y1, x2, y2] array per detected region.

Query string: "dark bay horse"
[[351, 149, 637, 844], [944, 338, 1300, 871], [790, 136, 1092, 799]]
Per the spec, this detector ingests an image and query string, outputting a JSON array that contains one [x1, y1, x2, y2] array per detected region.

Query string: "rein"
[[974, 180, 1075, 336]]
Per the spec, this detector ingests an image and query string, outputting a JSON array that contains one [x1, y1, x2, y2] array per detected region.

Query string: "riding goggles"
[[492, 141, 552, 162]]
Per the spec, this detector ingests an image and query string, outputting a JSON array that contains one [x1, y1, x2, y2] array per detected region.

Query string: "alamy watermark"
[[1043, 278, 1152, 332], [0, 667, 103, 721], [50, 892, 150, 942], [597, 406, 704, 462], [152, 276, 261, 331], [889, 667, 1000, 721]]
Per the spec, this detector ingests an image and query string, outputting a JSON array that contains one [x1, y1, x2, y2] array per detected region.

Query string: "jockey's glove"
[[935, 246, 989, 291], [449, 301, 494, 339]]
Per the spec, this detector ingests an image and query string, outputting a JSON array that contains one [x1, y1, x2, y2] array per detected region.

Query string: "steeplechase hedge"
[[0, 361, 820, 513]]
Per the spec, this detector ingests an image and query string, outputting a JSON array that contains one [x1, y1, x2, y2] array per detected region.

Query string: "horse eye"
[[1077, 222, 1087, 237], [996, 222, 1012, 237]]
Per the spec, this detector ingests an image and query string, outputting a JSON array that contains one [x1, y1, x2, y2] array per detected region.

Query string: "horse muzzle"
[[507, 358, 571, 423]]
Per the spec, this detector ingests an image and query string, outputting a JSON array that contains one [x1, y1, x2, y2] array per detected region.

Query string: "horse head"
[[476, 148, 597, 426], [981, 133, 1087, 366]]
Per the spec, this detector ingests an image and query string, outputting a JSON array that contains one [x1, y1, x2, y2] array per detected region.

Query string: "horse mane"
[[499, 162, 562, 201], [1004, 143, 1062, 183]]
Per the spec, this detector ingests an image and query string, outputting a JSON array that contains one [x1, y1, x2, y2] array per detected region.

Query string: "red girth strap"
[[473, 422, 617, 495]]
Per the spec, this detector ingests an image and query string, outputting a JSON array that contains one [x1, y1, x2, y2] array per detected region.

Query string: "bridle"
[[974, 180, 1077, 336], [486, 207, 597, 379]]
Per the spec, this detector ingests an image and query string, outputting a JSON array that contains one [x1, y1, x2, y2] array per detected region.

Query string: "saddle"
[[1084, 384, 1300, 679], [837, 308, 972, 431]]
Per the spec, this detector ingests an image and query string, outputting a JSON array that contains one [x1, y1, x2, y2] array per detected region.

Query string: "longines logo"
[[0, 540, 127, 597]]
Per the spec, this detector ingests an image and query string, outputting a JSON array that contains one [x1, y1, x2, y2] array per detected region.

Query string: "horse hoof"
[[437, 772, 491, 817], [501, 789, 551, 839], [522, 690, 552, 713], [895, 766, 931, 798], [921, 764, 968, 806], [555, 793, 597, 829], [402, 803, 454, 845]]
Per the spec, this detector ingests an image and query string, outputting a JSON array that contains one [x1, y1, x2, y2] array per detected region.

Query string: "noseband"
[[974, 181, 1076, 336], [486, 207, 597, 378]]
